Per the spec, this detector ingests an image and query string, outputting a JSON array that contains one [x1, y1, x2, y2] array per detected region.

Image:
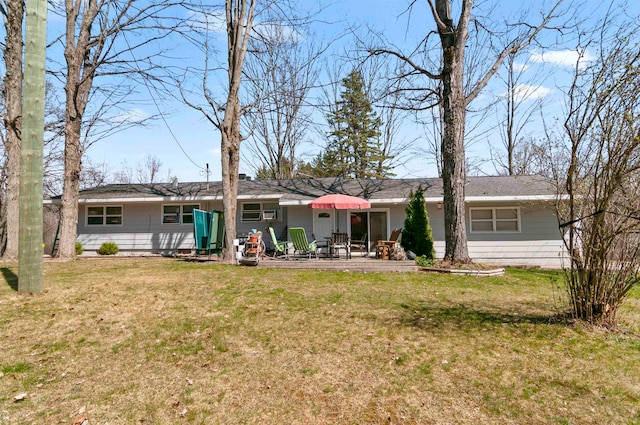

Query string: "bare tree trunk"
[[221, 102, 241, 262], [1, 0, 24, 260], [56, 0, 96, 259], [58, 120, 83, 258], [437, 0, 470, 262], [219, 0, 255, 263]]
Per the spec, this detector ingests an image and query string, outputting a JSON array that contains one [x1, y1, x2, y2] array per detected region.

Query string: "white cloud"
[[186, 10, 302, 43], [187, 10, 226, 33], [253, 22, 304, 44], [530, 49, 595, 68], [500, 84, 552, 102], [512, 62, 530, 73], [112, 108, 149, 124], [210, 148, 221, 156]]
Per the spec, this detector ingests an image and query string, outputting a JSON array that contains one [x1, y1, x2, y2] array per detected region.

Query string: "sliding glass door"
[[349, 210, 388, 251]]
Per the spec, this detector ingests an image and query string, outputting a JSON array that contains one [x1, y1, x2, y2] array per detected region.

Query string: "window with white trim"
[[87, 205, 123, 226], [162, 204, 199, 225], [241, 202, 280, 222], [470, 207, 520, 233]]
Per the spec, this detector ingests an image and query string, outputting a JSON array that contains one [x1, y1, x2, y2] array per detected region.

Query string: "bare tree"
[[178, 1, 257, 262], [357, 53, 417, 178], [0, 0, 23, 260], [492, 51, 547, 175], [53, 0, 182, 259], [369, 0, 566, 263], [79, 158, 110, 189], [558, 17, 640, 327], [136, 155, 163, 184], [242, 21, 322, 179]]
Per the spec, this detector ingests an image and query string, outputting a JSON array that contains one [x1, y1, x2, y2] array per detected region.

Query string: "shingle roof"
[[67, 175, 556, 204]]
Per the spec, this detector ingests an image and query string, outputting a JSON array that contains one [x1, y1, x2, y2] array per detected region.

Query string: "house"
[[56, 175, 567, 267]]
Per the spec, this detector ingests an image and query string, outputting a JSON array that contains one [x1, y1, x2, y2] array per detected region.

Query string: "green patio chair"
[[288, 227, 318, 259], [267, 226, 290, 259]]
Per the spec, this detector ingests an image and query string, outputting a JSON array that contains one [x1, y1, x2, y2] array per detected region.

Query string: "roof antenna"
[[200, 163, 211, 190]]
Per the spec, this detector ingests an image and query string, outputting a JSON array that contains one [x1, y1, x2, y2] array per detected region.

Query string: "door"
[[369, 211, 387, 246], [312, 210, 334, 242], [350, 211, 368, 249], [348, 210, 388, 252]]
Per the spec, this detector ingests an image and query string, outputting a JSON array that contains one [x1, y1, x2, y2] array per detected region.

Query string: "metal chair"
[[349, 233, 369, 257]]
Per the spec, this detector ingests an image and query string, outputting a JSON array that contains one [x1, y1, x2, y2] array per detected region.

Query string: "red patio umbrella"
[[307, 193, 371, 210], [308, 194, 370, 232]]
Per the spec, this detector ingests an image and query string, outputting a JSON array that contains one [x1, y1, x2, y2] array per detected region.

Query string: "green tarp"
[[193, 209, 225, 255]]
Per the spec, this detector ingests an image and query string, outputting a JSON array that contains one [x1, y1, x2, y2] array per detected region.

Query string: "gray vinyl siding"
[[285, 205, 314, 234], [404, 200, 564, 267], [77, 201, 223, 254], [75, 198, 566, 266], [465, 201, 559, 241]]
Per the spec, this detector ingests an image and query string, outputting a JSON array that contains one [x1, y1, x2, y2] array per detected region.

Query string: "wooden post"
[[18, 0, 47, 293]]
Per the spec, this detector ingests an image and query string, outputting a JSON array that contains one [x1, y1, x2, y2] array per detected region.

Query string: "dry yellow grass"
[[1, 258, 639, 424]]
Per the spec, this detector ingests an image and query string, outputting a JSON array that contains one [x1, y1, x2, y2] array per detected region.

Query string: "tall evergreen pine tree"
[[401, 186, 435, 259], [319, 70, 392, 179]]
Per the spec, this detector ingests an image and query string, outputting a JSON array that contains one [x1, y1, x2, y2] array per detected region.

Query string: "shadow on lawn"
[[1, 267, 19, 291], [398, 303, 565, 330]]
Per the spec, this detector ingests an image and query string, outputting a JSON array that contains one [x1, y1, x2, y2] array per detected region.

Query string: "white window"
[[87, 205, 123, 226], [470, 207, 520, 233], [241, 202, 280, 222], [163, 204, 199, 225]]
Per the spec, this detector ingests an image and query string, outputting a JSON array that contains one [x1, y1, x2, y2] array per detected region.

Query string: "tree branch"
[[368, 48, 441, 80]]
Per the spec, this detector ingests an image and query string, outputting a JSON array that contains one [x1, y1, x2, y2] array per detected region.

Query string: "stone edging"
[[419, 267, 505, 276]]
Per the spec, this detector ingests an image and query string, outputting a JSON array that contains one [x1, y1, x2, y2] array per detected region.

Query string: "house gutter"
[[279, 195, 560, 206], [45, 194, 283, 205]]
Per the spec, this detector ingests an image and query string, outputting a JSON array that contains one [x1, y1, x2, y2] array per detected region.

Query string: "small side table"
[[376, 242, 391, 260]]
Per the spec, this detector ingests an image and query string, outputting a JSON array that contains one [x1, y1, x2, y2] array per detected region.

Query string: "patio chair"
[[330, 232, 351, 259], [376, 228, 402, 259], [349, 233, 369, 257], [267, 226, 290, 259], [288, 227, 318, 259]]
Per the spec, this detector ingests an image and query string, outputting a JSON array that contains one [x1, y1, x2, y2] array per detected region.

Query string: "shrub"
[[98, 242, 119, 256], [401, 186, 435, 259], [415, 255, 434, 268], [75, 242, 84, 255]]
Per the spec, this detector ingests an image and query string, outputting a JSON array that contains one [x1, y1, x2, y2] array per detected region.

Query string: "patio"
[[255, 255, 419, 272]]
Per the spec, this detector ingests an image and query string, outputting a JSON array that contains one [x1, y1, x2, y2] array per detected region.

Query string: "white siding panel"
[[77, 232, 194, 253], [286, 205, 314, 235], [433, 240, 566, 268], [77, 202, 196, 253]]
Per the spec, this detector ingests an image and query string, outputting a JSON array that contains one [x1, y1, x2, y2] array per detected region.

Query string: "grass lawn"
[[1, 257, 639, 424]]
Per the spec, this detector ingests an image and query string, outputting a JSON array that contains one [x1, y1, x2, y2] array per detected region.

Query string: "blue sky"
[[57, 0, 640, 183]]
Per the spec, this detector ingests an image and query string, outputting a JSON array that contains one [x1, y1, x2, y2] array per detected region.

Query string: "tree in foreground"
[[179, 1, 256, 263], [18, 0, 47, 293], [558, 18, 640, 328], [369, 0, 565, 263], [1, 0, 24, 260], [401, 186, 435, 260], [54, 0, 179, 259]]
